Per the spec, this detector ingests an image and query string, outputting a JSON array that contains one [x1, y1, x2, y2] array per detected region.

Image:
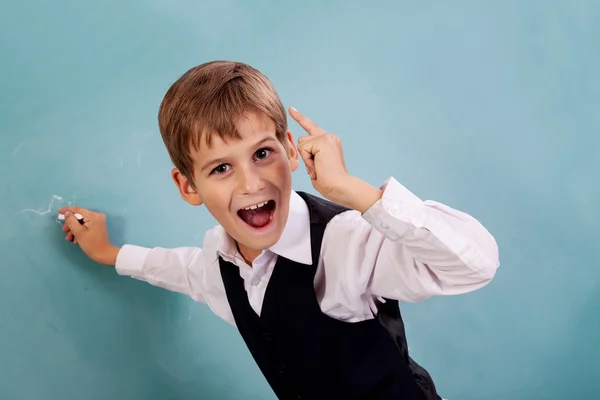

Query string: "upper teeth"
[[243, 201, 269, 210]]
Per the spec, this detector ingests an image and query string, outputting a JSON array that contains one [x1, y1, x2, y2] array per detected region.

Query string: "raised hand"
[[289, 107, 383, 213], [289, 107, 351, 201]]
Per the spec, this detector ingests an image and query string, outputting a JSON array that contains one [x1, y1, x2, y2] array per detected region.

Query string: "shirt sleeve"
[[115, 244, 207, 303], [346, 176, 500, 302]]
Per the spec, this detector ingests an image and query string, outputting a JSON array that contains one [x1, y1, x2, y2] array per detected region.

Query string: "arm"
[[58, 207, 207, 302], [115, 245, 206, 302], [335, 176, 499, 302], [288, 107, 498, 301]]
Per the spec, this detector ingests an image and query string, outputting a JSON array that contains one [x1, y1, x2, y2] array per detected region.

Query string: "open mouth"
[[237, 200, 276, 230]]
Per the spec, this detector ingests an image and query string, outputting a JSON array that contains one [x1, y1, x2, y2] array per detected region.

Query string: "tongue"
[[239, 207, 271, 228]]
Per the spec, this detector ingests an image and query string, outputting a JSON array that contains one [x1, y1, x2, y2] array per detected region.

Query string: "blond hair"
[[158, 61, 287, 187]]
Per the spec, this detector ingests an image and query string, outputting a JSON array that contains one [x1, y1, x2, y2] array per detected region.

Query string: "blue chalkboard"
[[1, 1, 599, 399]]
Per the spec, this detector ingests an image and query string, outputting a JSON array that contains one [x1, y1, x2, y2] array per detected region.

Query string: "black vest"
[[219, 192, 441, 399]]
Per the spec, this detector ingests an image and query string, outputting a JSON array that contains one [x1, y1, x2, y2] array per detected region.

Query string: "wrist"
[[97, 245, 121, 266], [335, 176, 383, 214]]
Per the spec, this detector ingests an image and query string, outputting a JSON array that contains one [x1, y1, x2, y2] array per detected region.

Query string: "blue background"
[[1, 1, 598, 399]]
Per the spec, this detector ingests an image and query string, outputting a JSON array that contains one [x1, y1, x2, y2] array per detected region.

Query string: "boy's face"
[[173, 112, 299, 262]]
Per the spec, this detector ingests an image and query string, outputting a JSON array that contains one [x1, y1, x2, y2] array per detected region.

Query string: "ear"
[[285, 130, 299, 172], [171, 168, 203, 206]]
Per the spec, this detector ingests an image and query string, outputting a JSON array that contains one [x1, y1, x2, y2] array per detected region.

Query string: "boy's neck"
[[235, 241, 261, 267]]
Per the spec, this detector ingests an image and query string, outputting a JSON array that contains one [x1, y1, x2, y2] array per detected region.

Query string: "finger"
[[298, 147, 316, 180], [62, 223, 70, 233], [300, 152, 316, 179], [297, 140, 316, 168], [289, 107, 325, 136], [64, 211, 86, 235], [58, 206, 91, 215], [65, 232, 74, 241], [297, 136, 321, 180]]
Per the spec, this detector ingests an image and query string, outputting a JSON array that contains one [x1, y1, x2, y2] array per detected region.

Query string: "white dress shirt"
[[115, 177, 499, 326]]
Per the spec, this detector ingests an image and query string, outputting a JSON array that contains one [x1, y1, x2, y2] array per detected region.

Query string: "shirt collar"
[[217, 190, 312, 265]]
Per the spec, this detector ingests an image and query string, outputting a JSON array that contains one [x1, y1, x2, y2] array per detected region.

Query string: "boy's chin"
[[237, 230, 282, 250], [234, 221, 284, 252]]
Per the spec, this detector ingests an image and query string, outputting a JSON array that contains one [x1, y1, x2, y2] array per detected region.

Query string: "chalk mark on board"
[[12, 141, 27, 157], [17, 194, 64, 215], [16, 194, 76, 223]]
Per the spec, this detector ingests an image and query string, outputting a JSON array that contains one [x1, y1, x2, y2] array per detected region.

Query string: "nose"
[[236, 163, 266, 195]]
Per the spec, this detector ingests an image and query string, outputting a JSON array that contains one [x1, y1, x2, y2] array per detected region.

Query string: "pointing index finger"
[[289, 107, 325, 136]]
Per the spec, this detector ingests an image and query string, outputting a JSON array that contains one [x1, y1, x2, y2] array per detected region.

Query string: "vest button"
[[262, 332, 272, 341]]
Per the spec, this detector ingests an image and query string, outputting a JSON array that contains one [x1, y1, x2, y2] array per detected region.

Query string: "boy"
[[59, 61, 499, 399]]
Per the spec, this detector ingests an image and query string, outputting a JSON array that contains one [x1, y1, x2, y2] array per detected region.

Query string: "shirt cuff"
[[115, 244, 151, 279], [361, 177, 425, 240]]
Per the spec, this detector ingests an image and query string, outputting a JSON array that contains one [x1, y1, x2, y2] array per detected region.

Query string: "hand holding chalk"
[[57, 207, 120, 266]]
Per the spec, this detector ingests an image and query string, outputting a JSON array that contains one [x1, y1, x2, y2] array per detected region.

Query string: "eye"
[[211, 164, 230, 175], [255, 148, 272, 160]]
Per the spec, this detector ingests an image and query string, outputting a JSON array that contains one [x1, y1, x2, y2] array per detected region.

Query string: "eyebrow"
[[199, 137, 278, 172]]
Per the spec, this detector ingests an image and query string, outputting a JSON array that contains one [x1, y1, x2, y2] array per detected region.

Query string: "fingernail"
[[290, 106, 297, 112], [64, 211, 72, 217]]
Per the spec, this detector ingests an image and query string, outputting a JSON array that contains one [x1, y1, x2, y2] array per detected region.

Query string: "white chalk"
[[57, 213, 84, 223]]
